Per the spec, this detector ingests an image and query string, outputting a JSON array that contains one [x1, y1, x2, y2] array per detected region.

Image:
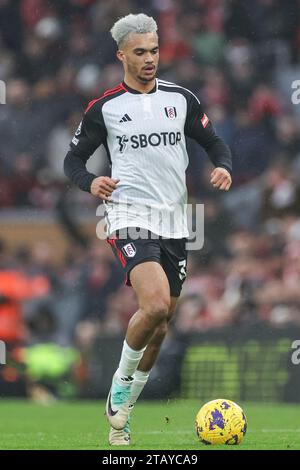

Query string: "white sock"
[[116, 340, 146, 380], [129, 370, 150, 406]]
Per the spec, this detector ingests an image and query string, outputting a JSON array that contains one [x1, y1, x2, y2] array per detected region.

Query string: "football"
[[195, 399, 247, 445]]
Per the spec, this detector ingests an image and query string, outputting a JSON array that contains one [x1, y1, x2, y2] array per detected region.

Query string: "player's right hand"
[[90, 176, 120, 201]]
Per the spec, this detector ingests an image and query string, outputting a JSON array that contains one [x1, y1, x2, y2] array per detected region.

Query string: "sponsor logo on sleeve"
[[200, 113, 209, 128]]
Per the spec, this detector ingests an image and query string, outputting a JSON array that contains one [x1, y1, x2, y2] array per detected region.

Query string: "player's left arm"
[[184, 92, 232, 191]]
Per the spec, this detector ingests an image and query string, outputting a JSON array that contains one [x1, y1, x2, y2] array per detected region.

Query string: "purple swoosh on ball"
[[209, 409, 225, 430]]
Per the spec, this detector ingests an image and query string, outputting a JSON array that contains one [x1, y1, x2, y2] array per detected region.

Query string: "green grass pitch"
[[0, 399, 299, 450]]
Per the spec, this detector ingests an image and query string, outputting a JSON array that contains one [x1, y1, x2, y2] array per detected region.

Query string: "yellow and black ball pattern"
[[195, 399, 247, 445]]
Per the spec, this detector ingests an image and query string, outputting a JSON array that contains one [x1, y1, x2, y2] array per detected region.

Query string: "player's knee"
[[143, 297, 170, 324]]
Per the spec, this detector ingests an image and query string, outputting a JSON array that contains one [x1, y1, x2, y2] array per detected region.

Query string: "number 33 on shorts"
[[179, 259, 187, 280]]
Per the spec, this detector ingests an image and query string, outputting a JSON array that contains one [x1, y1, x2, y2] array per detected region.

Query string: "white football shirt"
[[67, 78, 232, 238]]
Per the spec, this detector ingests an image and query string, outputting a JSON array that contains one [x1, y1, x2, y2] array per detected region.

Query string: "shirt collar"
[[122, 79, 157, 95]]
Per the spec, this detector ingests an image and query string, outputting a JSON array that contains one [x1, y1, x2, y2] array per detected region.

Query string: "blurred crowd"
[[1, 0, 300, 203], [1, 0, 300, 397]]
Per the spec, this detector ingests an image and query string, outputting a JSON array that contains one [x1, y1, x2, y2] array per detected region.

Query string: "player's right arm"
[[63, 102, 118, 200]]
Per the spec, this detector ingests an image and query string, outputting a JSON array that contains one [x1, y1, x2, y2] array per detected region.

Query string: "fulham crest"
[[122, 243, 137, 258], [164, 106, 177, 120]]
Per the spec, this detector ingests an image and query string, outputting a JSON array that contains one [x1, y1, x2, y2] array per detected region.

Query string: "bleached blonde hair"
[[110, 13, 158, 47]]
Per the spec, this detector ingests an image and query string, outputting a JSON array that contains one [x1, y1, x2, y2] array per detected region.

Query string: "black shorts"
[[107, 228, 187, 297]]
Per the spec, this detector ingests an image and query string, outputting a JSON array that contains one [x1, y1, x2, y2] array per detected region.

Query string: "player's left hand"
[[210, 167, 232, 191]]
